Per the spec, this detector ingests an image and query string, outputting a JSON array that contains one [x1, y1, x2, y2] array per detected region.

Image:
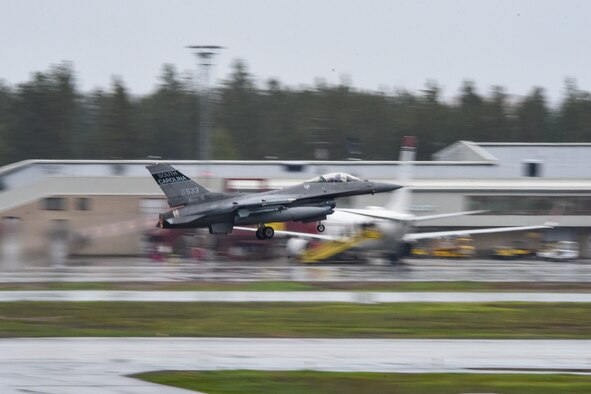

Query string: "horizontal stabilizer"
[[166, 214, 205, 226]]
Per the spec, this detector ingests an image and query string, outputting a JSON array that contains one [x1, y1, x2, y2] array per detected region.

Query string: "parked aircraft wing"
[[233, 226, 338, 241], [337, 208, 486, 222], [402, 224, 552, 242], [335, 208, 412, 221], [410, 210, 488, 222]]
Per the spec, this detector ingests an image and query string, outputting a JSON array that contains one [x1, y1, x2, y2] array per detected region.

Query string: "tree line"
[[1, 60, 591, 165]]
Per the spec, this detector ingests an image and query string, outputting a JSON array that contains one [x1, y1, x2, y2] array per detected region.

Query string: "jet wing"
[[232, 195, 297, 209], [337, 208, 486, 222], [402, 224, 552, 242]]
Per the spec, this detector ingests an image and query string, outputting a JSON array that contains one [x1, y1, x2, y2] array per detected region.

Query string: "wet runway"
[[1, 257, 591, 283], [1, 338, 591, 393], [3, 290, 591, 302]]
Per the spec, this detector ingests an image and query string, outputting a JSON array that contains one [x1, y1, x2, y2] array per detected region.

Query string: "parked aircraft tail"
[[146, 163, 209, 207], [385, 136, 415, 214]]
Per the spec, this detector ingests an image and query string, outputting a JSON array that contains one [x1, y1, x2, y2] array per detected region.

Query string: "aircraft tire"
[[388, 252, 400, 264], [263, 226, 275, 239], [256, 229, 266, 240], [317, 223, 326, 232], [399, 243, 412, 258]]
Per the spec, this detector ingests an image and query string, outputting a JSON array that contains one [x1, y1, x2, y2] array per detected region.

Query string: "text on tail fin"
[[146, 163, 209, 207]]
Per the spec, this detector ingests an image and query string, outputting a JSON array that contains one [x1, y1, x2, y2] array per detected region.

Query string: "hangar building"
[[1, 141, 590, 258]]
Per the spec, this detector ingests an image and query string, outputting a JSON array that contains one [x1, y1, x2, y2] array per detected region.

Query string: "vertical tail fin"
[[146, 163, 209, 207], [385, 136, 416, 214]]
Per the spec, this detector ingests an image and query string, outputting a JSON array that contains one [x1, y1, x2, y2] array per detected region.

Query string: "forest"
[[1, 60, 591, 165]]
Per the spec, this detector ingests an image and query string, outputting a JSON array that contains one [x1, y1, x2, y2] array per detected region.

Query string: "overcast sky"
[[1, 0, 590, 102]]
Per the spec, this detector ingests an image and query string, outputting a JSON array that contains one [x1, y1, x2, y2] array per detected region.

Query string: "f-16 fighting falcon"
[[146, 163, 401, 239]]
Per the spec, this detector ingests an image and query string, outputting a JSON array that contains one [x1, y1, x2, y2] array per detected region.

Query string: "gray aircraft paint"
[[146, 164, 400, 237]]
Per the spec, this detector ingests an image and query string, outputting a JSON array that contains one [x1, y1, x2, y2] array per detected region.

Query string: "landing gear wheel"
[[256, 228, 265, 240], [263, 226, 275, 239], [389, 252, 400, 265], [317, 223, 326, 233]]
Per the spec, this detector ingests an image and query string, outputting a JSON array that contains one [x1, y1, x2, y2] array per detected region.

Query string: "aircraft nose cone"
[[372, 182, 402, 194]]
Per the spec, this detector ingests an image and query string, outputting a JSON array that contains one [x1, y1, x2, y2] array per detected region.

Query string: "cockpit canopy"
[[306, 172, 361, 183]]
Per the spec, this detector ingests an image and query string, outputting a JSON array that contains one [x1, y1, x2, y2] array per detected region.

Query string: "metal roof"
[[433, 141, 591, 178], [3, 140, 591, 202]]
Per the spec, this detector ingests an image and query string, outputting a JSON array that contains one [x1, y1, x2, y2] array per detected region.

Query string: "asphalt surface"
[[1, 257, 591, 283], [1, 338, 591, 393], [3, 290, 591, 303]]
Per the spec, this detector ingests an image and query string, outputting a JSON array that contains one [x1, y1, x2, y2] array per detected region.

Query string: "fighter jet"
[[146, 163, 400, 239]]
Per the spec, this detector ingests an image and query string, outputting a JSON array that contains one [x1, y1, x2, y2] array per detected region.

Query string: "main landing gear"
[[317, 223, 325, 232], [255, 225, 275, 240]]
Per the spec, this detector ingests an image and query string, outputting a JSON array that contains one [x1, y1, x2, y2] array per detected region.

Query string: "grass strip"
[[2, 281, 591, 292], [1, 301, 591, 338], [133, 370, 591, 394]]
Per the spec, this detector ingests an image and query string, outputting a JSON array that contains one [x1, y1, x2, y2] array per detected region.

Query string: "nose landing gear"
[[317, 223, 326, 232]]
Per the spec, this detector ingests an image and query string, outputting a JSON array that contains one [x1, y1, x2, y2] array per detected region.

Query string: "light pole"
[[186, 45, 224, 161]]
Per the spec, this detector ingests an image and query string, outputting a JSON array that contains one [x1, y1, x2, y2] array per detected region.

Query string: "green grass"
[[1, 301, 591, 338], [133, 370, 591, 394], [2, 281, 591, 292]]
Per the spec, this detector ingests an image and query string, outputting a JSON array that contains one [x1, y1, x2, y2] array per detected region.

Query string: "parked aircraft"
[[146, 163, 400, 239], [282, 137, 552, 262]]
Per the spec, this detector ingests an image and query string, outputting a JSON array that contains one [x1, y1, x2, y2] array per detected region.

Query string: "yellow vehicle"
[[410, 245, 430, 257], [431, 237, 475, 258], [492, 246, 517, 259], [492, 241, 533, 259]]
